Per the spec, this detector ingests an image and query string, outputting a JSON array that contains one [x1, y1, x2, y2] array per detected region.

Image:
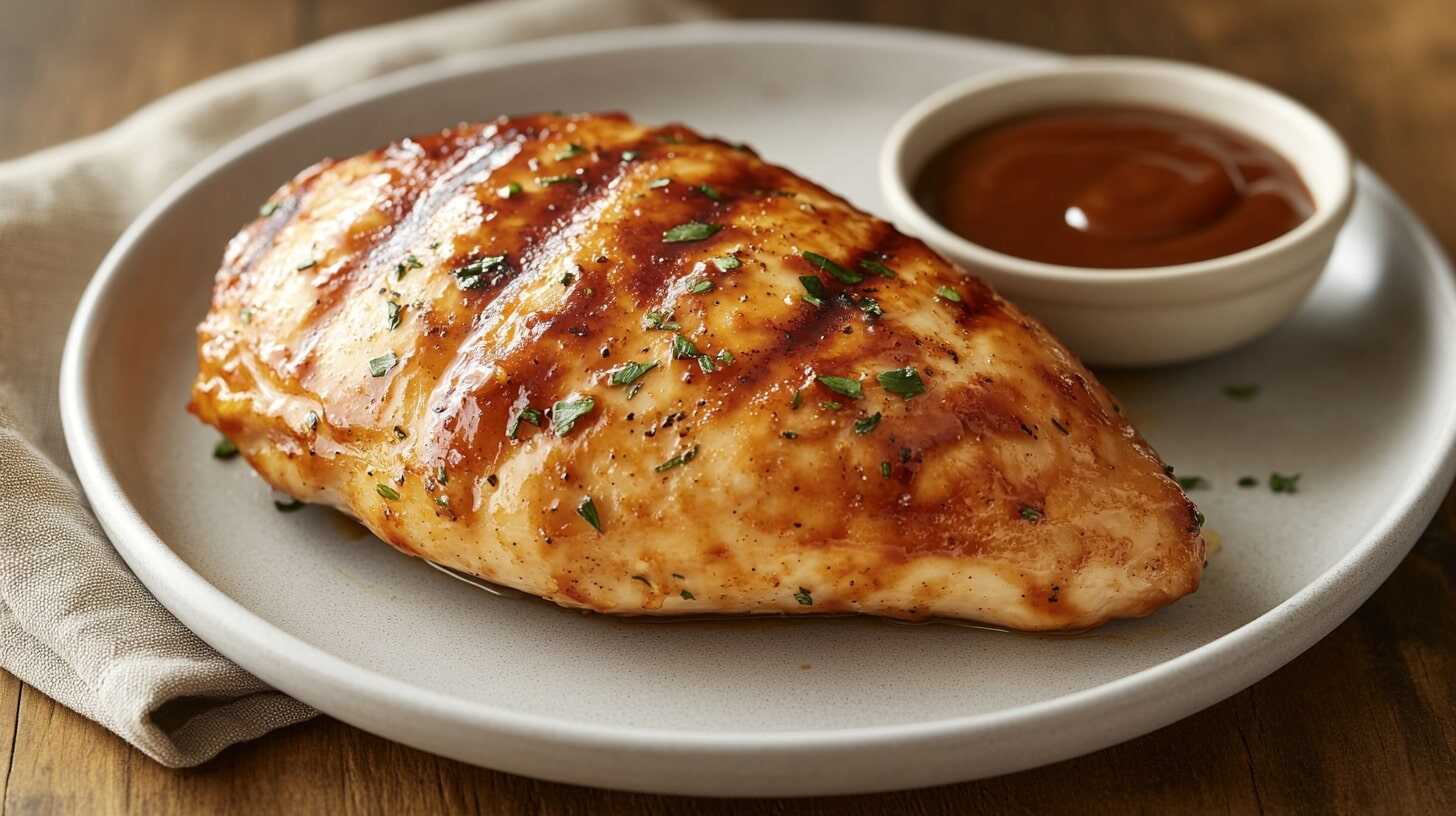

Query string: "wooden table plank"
[[1, 1, 1453, 812]]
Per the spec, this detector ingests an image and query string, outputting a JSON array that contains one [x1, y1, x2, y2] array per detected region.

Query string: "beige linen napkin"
[[0, 0, 710, 767]]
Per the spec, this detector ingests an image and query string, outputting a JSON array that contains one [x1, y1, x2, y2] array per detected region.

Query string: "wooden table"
[[3, 1, 1453, 812]]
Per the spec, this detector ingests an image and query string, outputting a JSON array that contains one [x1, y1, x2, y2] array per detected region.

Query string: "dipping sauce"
[[916, 106, 1315, 268]]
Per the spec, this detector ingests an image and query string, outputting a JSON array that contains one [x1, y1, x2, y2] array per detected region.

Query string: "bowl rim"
[[879, 56, 1356, 289]]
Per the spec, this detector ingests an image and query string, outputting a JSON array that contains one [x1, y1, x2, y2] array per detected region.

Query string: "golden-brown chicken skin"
[[189, 112, 1204, 631]]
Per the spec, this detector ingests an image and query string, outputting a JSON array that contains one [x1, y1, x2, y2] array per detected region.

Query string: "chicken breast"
[[190, 112, 1204, 631]]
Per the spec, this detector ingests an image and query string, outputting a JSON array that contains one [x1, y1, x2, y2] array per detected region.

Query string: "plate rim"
[[58, 19, 1456, 788]]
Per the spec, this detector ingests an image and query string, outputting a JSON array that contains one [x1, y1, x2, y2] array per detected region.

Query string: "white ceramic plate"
[[60, 23, 1456, 796]]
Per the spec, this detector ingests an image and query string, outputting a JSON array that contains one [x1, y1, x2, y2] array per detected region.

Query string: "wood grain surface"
[[3, 1, 1454, 813]]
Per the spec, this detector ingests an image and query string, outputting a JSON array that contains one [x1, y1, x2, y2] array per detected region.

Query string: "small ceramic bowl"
[[879, 57, 1355, 367]]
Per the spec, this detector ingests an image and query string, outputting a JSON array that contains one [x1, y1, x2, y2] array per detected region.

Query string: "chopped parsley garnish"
[[497, 181, 522, 198], [936, 286, 963, 303], [375, 483, 400, 501], [799, 275, 828, 307], [213, 438, 239, 459], [1019, 505, 1044, 522], [687, 278, 714, 294], [793, 587, 813, 606], [880, 461, 891, 478], [453, 255, 508, 289], [858, 297, 883, 318], [671, 334, 699, 359], [654, 444, 700, 473], [647, 177, 672, 189], [781, 431, 799, 439], [368, 352, 398, 377], [1238, 476, 1258, 488], [818, 401, 843, 412], [259, 202, 280, 217], [1223, 384, 1261, 401], [1270, 472, 1301, 494], [697, 355, 717, 373], [858, 258, 896, 278], [609, 360, 657, 386], [274, 498, 304, 512], [392, 426, 407, 440], [1177, 476, 1209, 491], [506, 406, 543, 439], [854, 412, 882, 435], [577, 496, 602, 532], [555, 143, 585, 160], [560, 271, 576, 287], [802, 251, 861, 284], [877, 367, 925, 399], [305, 411, 319, 432], [551, 396, 596, 436], [538, 174, 583, 187], [680, 589, 695, 600], [621, 150, 640, 162], [643, 310, 680, 331], [386, 300, 403, 330], [663, 221, 721, 243], [696, 184, 722, 201], [435, 495, 449, 508], [239, 308, 252, 324], [715, 349, 735, 365], [296, 259, 317, 271], [816, 374, 863, 399], [626, 383, 644, 399], [712, 255, 741, 272], [436, 465, 448, 485], [790, 389, 803, 409], [396, 254, 423, 279]]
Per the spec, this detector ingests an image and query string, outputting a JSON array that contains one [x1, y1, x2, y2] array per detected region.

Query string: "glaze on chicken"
[[189, 113, 1204, 631]]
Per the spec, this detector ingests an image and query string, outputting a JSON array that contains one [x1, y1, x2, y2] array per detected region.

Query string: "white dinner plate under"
[[59, 23, 1456, 796]]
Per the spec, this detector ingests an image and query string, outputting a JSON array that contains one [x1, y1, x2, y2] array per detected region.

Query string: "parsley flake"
[[654, 444, 700, 473], [858, 258, 896, 278], [395, 254, 423, 279], [552, 396, 596, 436], [803, 251, 861, 284], [386, 300, 403, 330], [621, 150, 640, 162], [790, 389, 803, 409], [577, 496, 603, 532], [1270, 472, 1301, 494], [687, 278, 715, 294], [793, 587, 813, 606], [781, 431, 799, 439], [858, 297, 883, 318], [1177, 476, 1209, 491], [296, 259, 317, 271], [368, 352, 398, 377], [671, 334, 699, 359], [877, 367, 925, 399], [538, 174, 583, 187], [816, 375, 863, 399], [696, 184, 722, 201], [680, 589, 695, 600], [713, 255, 741, 272], [1019, 505, 1044, 522], [498, 181, 522, 198], [854, 412, 882, 435], [375, 483, 400, 501], [506, 406, 543, 439], [643, 310, 680, 331], [663, 221, 721, 243], [881, 461, 891, 479], [274, 498, 304, 512], [1238, 476, 1258, 488], [799, 275, 828, 307], [647, 177, 672, 189], [555, 143, 585, 160], [213, 438, 239, 459], [609, 361, 658, 386], [936, 286, 963, 303], [259, 202, 280, 217], [819, 401, 843, 412]]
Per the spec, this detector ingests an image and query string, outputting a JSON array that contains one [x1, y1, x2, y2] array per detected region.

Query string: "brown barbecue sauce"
[[916, 106, 1314, 268]]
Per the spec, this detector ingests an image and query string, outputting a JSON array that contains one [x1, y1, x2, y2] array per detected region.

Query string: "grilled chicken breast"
[[190, 113, 1204, 631]]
